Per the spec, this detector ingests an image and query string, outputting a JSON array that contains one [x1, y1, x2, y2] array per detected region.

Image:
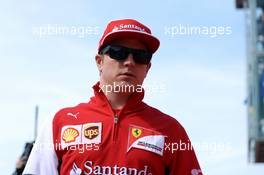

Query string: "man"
[[13, 142, 34, 175], [23, 19, 203, 175]]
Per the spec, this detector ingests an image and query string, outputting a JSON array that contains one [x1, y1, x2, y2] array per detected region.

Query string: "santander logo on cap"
[[112, 24, 146, 32], [98, 19, 160, 54]]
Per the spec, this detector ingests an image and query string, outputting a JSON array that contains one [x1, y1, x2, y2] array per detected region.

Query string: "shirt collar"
[[91, 81, 145, 113]]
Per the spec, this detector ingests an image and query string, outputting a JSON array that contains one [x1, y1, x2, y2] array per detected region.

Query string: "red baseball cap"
[[98, 19, 160, 54]]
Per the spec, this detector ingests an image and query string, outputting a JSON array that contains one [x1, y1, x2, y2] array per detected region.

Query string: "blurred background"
[[1, 0, 264, 174]]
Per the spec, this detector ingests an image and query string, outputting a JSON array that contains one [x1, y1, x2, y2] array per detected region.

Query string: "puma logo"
[[67, 112, 79, 119]]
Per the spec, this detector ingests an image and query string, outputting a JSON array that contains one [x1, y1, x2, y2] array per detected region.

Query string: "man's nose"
[[123, 53, 135, 66]]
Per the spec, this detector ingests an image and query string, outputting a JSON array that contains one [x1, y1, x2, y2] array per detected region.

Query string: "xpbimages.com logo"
[[32, 24, 99, 38], [165, 24, 232, 38], [30, 141, 100, 154], [99, 81, 166, 95], [164, 140, 232, 155]]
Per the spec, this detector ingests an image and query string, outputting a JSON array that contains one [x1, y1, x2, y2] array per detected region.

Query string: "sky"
[[0, 0, 263, 174]]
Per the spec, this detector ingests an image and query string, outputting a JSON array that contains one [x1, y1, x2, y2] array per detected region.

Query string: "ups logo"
[[84, 126, 99, 139]]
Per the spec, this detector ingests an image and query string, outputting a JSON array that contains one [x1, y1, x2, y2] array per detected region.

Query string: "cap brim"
[[100, 30, 160, 54]]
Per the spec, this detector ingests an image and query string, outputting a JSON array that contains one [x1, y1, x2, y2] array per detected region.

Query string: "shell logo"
[[62, 128, 79, 143]]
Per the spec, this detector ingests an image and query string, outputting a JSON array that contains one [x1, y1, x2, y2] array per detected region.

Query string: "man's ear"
[[95, 54, 103, 73]]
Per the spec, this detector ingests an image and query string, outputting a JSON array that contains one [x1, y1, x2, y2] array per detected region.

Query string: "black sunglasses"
[[99, 45, 152, 65]]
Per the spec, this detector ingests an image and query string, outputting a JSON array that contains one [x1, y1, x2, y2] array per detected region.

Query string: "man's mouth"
[[118, 72, 135, 77]]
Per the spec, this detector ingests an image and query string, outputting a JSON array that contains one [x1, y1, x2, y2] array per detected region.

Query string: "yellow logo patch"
[[132, 128, 142, 138], [62, 128, 79, 143]]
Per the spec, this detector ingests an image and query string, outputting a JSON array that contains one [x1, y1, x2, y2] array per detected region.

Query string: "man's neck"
[[105, 92, 132, 110], [99, 82, 134, 110]]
